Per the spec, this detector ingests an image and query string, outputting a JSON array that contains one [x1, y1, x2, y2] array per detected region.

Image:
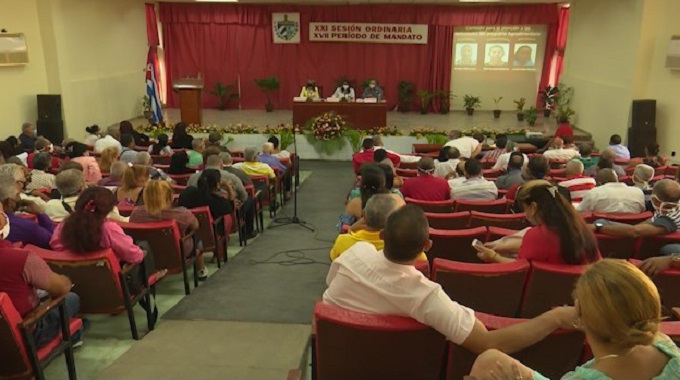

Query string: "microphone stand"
[[269, 126, 314, 232]]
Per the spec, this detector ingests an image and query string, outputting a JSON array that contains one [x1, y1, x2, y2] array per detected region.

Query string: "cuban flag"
[[145, 51, 163, 123]]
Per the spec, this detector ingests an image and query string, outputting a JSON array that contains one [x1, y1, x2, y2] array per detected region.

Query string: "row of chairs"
[[406, 197, 509, 214]]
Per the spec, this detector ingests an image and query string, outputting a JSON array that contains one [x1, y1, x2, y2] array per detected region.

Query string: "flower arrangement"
[[137, 122, 171, 138], [222, 124, 261, 134], [187, 124, 219, 134], [460, 127, 527, 138], [360, 126, 403, 137], [303, 113, 361, 154]]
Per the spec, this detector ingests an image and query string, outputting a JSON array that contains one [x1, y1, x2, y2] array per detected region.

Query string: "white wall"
[[0, 0, 49, 137]]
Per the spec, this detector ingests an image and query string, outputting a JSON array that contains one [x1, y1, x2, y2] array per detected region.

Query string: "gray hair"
[[0, 175, 18, 201], [505, 140, 516, 153], [135, 151, 151, 165], [110, 161, 127, 179], [363, 194, 398, 230], [0, 163, 23, 181], [192, 138, 204, 150], [219, 152, 233, 165], [206, 154, 222, 168], [262, 142, 274, 153], [244, 146, 258, 161], [55, 169, 85, 197], [565, 160, 584, 176]]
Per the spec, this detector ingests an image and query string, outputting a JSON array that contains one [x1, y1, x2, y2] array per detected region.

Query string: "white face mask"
[[342, 85, 349, 89], [0, 214, 10, 239], [48, 144, 54, 153], [369, 84, 376, 88]]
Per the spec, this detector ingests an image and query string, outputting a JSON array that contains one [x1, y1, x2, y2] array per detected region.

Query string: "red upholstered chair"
[[190, 206, 230, 267], [312, 301, 446, 380], [251, 174, 277, 217], [497, 189, 508, 199], [395, 168, 417, 178], [412, 143, 442, 155], [244, 183, 264, 232], [425, 211, 470, 230], [549, 168, 566, 177], [398, 161, 418, 170], [580, 212, 594, 223], [595, 234, 637, 259], [665, 165, 679, 179], [405, 197, 454, 213], [117, 204, 134, 217], [454, 198, 508, 213], [592, 212, 653, 225], [446, 312, 585, 380], [482, 169, 501, 180], [0, 292, 81, 380], [168, 173, 192, 186], [485, 226, 521, 242], [432, 258, 530, 317], [170, 183, 186, 194], [549, 160, 568, 169], [428, 226, 488, 264], [26, 245, 156, 340], [635, 231, 680, 260], [661, 320, 680, 346], [481, 158, 496, 169], [520, 262, 586, 318], [655, 166, 668, 177], [630, 259, 680, 312], [469, 211, 527, 230], [150, 155, 171, 165], [118, 220, 197, 295]]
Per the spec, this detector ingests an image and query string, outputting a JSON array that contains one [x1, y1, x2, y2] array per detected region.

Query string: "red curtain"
[[555, 6, 570, 81], [159, 2, 559, 111]]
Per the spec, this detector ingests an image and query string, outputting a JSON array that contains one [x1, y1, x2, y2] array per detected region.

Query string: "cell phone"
[[471, 239, 482, 248]]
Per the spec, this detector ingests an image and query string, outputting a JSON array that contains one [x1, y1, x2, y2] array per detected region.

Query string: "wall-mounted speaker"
[[37, 94, 63, 122], [630, 99, 656, 130]]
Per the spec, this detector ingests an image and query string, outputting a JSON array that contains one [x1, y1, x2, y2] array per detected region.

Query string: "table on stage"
[[292, 101, 388, 130]]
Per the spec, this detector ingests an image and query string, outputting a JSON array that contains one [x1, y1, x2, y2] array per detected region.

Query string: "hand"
[[30, 190, 50, 202], [546, 306, 578, 330], [19, 200, 42, 215], [474, 244, 498, 263], [639, 256, 673, 277], [489, 360, 531, 380], [234, 199, 243, 209]]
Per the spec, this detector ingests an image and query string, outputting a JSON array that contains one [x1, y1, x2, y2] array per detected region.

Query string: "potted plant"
[[397, 80, 415, 113], [254, 76, 280, 112], [524, 106, 538, 126], [210, 82, 239, 111], [540, 84, 558, 117], [493, 96, 503, 119], [555, 82, 575, 121], [141, 95, 152, 120], [436, 91, 456, 114], [416, 90, 435, 114], [514, 97, 526, 121], [463, 95, 481, 116]]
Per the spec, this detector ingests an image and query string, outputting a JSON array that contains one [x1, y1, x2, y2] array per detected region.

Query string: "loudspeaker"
[[627, 127, 656, 158], [37, 94, 63, 121], [630, 99, 656, 129], [37, 120, 64, 145]]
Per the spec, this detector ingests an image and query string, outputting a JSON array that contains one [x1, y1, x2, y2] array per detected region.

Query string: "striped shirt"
[[450, 177, 498, 201], [557, 176, 596, 200], [650, 209, 680, 233]]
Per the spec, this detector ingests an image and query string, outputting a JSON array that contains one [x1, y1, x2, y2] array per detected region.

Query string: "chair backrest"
[[395, 168, 417, 178], [482, 169, 500, 180], [0, 292, 31, 379], [428, 226, 488, 264], [168, 173, 192, 186], [592, 212, 653, 225], [412, 143, 442, 154], [635, 231, 680, 260], [425, 211, 470, 230], [454, 198, 507, 213], [150, 155, 171, 165], [665, 165, 679, 178], [520, 261, 585, 318], [446, 312, 585, 380], [630, 259, 680, 313], [433, 259, 530, 317], [171, 183, 187, 194], [399, 161, 418, 170], [313, 302, 446, 380], [25, 245, 124, 314], [118, 220, 184, 274], [469, 211, 527, 230], [190, 206, 216, 252], [405, 197, 454, 213], [486, 226, 521, 242], [596, 234, 636, 259]]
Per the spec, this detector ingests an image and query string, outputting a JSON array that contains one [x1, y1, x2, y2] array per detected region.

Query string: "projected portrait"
[[455, 43, 477, 66], [484, 44, 509, 67], [513, 44, 537, 67]]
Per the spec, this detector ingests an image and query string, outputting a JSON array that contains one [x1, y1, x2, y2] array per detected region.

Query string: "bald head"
[[633, 164, 654, 184], [552, 137, 564, 149], [206, 154, 223, 168], [653, 179, 680, 203], [565, 160, 584, 176], [596, 168, 618, 185], [262, 142, 274, 154]]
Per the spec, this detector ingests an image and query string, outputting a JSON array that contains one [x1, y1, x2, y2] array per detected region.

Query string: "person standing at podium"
[[299, 80, 320, 100], [362, 79, 384, 101], [332, 81, 355, 101]]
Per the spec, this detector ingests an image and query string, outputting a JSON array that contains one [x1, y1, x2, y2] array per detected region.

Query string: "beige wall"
[[0, 0, 49, 137]]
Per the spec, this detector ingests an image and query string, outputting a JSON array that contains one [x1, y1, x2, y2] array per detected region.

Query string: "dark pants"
[[281, 169, 292, 192], [33, 292, 80, 347], [242, 196, 256, 233]]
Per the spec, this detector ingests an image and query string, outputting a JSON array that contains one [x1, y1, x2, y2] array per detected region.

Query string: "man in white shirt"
[[324, 205, 575, 354], [444, 131, 484, 159], [94, 126, 122, 154], [434, 147, 460, 179], [542, 137, 580, 161], [450, 158, 498, 201], [577, 169, 645, 214], [557, 160, 596, 200], [372, 135, 420, 164], [492, 141, 528, 172], [608, 134, 630, 161]]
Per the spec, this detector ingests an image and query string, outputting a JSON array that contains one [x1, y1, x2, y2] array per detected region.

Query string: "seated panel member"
[[332, 81, 355, 101], [362, 79, 384, 101], [299, 80, 320, 100]]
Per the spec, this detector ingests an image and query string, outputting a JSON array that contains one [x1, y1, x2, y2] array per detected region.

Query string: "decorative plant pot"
[[543, 109, 551, 117], [466, 108, 474, 116], [493, 110, 501, 119], [516, 113, 525, 122]]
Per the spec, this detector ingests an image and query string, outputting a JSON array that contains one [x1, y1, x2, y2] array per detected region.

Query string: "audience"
[[119, 120, 149, 146], [373, 149, 393, 168], [26, 153, 56, 191], [94, 125, 122, 154], [27, 137, 60, 171], [434, 146, 460, 179], [444, 131, 484, 159], [187, 138, 205, 167], [492, 140, 528, 172], [6, 136, 28, 165], [400, 157, 450, 201], [577, 169, 645, 213], [234, 146, 276, 180], [577, 143, 598, 169], [586, 149, 625, 176], [447, 158, 469, 188], [450, 158, 498, 201], [346, 164, 404, 220], [373, 134, 420, 165], [641, 143, 667, 168], [495, 152, 525, 189], [119, 134, 138, 164], [268, 135, 290, 160], [170, 122, 194, 150], [98, 161, 127, 187], [18, 122, 37, 151], [167, 151, 195, 175], [324, 205, 576, 354], [148, 133, 173, 156], [206, 131, 229, 153], [84, 124, 101, 146], [99, 146, 119, 173], [135, 152, 169, 181], [221, 152, 252, 185], [260, 142, 292, 199], [633, 164, 655, 192], [608, 134, 630, 160], [114, 164, 149, 206], [352, 138, 400, 173], [64, 141, 102, 184], [542, 137, 580, 161], [0, 174, 54, 248], [557, 160, 596, 200], [482, 133, 507, 161], [0, 162, 49, 205], [470, 259, 679, 380]]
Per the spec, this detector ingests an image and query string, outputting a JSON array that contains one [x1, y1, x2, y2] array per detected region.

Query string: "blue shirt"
[[6, 212, 55, 249], [19, 133, 36, 151], [258, 153, 286, 171], [608, 144, 631, 160]]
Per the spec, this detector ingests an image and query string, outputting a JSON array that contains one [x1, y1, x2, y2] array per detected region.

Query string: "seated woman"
[[170, 122, 194, 150], [114, 164, 149, 206], [332, 80, 355, 101], [148, 133, 173, 156], [119, 120, 149, 146], [299, 80, 320, 100], [83, 124, 101, 146], [476, 179, 600, 265], [167, 151, 195, 175], [345, 164, 405, 220], [98, 146, 119, 174], [643, 143, 667, 168], [130, 180, 206, 279], [64, 141, 102, 184], [347, 163, 403, 204], [469, 259, 680, 380]]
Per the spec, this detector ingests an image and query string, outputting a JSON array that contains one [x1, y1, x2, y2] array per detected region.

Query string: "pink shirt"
[[50, 220, 143, 264], [71, 156, 102, 184]]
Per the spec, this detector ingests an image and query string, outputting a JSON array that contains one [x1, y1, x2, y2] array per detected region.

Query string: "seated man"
[[542, 137, 580, 161], [268, 136, 290, 161], [557, 160, 596, 200], [585, 148, 626, 177], [234, 146, 276, 181], [400, 157, 450, 201], [492, 140, 528, 172], [259, 142, 292, 199], [608, 134, 630, 160], [352, 138, 400, 173], [27, 137, 61, 171], [207, 131, 229, 153], [434, 147, 460, 179], [450, 158, 498, 201], [26, 153, 56, 192], [495, 152, 525, 190], [482, 134, 507, 161], [0, 212, 81, 347], [118, 134, 137, 164], [135, 152, 169, 181], [94, 126, 122, 154], [444, 131, 484, 159], [98, 161, 126, 187], [324, 205, 575, 354], [187, 138, 205, 167], [221, 152, 252, 185], [0, 174, 54, 248], [577, 143, 598, 170], [18, 122, 37, 151], [577, 169, 645, 214], [373, 135, 420, 164], [361, 79, 384, 101]]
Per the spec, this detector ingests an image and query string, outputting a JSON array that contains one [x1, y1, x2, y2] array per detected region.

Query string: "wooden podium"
[[172, 78, 204, 125]]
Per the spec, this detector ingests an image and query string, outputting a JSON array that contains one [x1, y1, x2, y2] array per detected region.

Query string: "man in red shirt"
[[400, 157, 451, 201], [554, 116, 574, 140], [26, 137, 62, 171], [352, 138, 400, 173]]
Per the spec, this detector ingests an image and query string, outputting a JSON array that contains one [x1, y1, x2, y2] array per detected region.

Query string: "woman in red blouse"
[[476, 179, 600, 265]]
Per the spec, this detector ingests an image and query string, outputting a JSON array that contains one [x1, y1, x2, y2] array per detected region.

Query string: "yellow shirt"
[[300, 86, 320, 99], [329, 229, 427, 262], [234, 161, 275, 179]]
